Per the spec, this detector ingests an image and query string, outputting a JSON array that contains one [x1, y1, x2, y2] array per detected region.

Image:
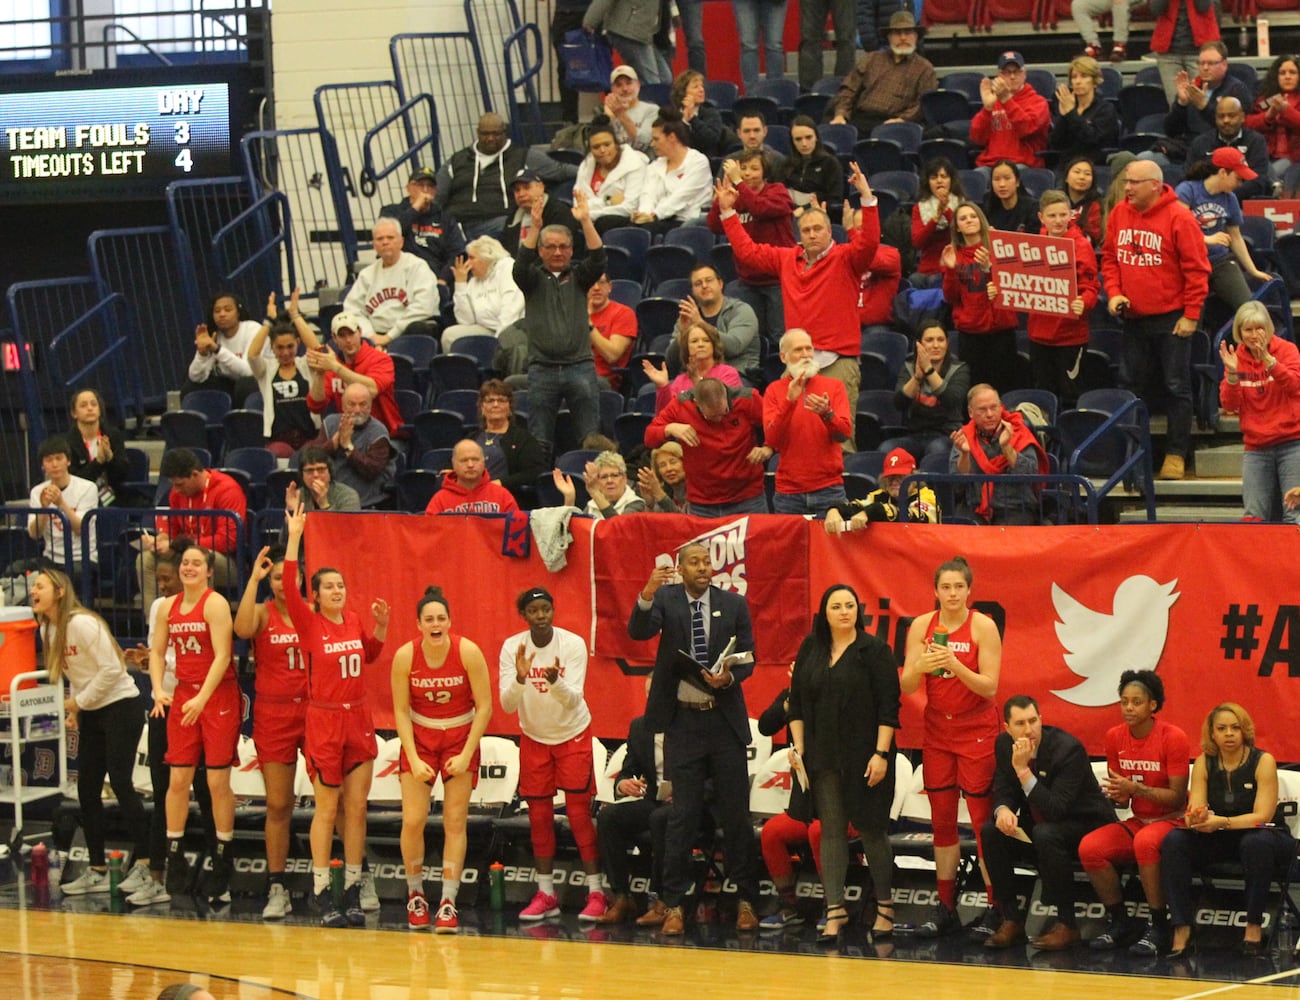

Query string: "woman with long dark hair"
[[283, 501, 389, 927], [881, 322, 971, 462], [1061, 155, 1103, 247], [911, 158, 966, 287], [1245, 55, 1300, 188], [30, 568, 150, 895], [65, 388, 144, 507], [982, 159, 1037, 234], [787, 583, 900, 942], [781, 115, 844, 214], [574, 116, 650, 233]]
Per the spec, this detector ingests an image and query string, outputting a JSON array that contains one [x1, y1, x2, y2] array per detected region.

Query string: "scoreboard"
[[0, 67, 253, 204]]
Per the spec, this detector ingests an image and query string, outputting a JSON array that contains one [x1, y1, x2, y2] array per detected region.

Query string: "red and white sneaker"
[[407, 892, 430, 930], [519, 889, 560, 921], [578, 890, 609, 922], [434, 899, 459, 934]]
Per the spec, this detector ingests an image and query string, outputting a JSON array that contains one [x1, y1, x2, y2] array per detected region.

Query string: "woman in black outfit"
[[782, 115, 844, 217], [880, 322, 971, 463], [1161, 702, 1294, 958], [787, 583, 900, 942], [66, 388, 145, 506], [1049, 55, 1119, 165], [473, 379, 545, 508], [673, 69, 728, 158], [983, 159, 1038, 234]]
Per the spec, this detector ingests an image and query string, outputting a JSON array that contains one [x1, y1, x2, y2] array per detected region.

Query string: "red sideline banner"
[[990, 228, 1077, 317], [1242, 199, 1300, 237], [302, 515, 1300, 760], [809, 522, 1300, 759], [591, 513, 809, 667]]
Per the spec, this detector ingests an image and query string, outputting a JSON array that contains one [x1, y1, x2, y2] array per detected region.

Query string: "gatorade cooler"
[[0, 606, 38, 701]]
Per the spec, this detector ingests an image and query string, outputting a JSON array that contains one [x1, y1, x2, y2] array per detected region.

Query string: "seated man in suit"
[[982, 694, 1116, 950], [595, 680, 673, 925], [627, 542, 760, 934]]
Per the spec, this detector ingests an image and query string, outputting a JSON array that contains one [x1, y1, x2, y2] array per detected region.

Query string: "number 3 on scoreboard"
[[175, 149, 193, 172], [337, 653, 361, 678]]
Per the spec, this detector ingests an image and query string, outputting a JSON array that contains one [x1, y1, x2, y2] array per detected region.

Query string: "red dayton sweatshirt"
[[645, 384, 765, 506], [969, 84, 1050, 168], [1219, 336, 1300, 451], [723, 205, 879, 358], [1101, 184, 1210, 321], [1026, 223, 1099, 348], [707, 180, 796, 286]]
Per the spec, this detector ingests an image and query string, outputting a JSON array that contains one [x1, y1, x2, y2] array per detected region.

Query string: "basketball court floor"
[[4, 883, 1300, 1000]]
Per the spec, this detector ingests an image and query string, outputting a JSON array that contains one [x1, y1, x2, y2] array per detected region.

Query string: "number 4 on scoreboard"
[[175, 149, 193, 172]]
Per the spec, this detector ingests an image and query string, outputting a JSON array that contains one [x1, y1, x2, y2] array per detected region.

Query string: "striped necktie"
[[691, 599, 708, 665]]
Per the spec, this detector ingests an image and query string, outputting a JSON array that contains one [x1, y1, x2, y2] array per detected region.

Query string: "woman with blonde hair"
[[1220, 300, 1300, 524], [441, 235, 525, 352], [30, 567, 149, 894], [638, 441, 689, 512]]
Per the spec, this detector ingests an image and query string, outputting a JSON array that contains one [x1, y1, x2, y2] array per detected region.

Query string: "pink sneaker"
[[434, 899, 459, 934], [407, 892, 430, 929], [518, 889, 560, 921], [579, 890, 609, 922]]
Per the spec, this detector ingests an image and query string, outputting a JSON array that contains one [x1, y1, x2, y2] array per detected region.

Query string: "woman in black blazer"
[[788, 582, 900, 942]]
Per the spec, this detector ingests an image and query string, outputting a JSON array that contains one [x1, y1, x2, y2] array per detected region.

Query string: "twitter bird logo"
[[1051, 576, 1180, 707]]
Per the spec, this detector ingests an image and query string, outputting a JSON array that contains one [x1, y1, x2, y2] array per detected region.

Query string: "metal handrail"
[[360, 93, 441, 197], [101, 23, 174, 66]]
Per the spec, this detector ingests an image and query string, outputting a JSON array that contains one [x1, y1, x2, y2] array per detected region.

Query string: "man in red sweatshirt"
[[645, 378, 769, 518], [762, 329, 852, 517], [425, 439, 519, 514], [1101, 159, 1211, 481], [717, 162, 880, 448], [306, 312, 402, 436], [970, 52, 1051, 169]]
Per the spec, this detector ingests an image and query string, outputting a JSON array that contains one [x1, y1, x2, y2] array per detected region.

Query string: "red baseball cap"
[[1211, 146, 1258, 180], [882, 448, 917, 477]]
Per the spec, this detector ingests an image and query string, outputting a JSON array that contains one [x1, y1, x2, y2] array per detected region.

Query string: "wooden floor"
[[3, 907, 1300, 1000]]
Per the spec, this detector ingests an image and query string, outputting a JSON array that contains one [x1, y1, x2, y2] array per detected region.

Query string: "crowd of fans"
[[8, 2, 1300, 966]]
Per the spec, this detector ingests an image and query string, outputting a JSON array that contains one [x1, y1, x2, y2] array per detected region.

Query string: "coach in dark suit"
[[627, 541, 759, 934], [982, 694, 1116, 951]]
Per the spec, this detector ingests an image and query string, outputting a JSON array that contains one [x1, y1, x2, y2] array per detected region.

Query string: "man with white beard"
[[829, 10, 938, 135], [761, 329, 852, 517]]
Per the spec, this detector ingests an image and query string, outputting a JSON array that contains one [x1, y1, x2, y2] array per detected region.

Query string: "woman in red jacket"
[[941, 203, 1018, 393], [1245, 56, 1300, 189], [911, 158, 966, 288], [1219, 301, 1300, 524]]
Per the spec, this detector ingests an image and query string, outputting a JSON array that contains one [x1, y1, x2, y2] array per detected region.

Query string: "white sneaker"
[[118, 861, 152, 895], [262, 883, 293, 920], [359, 870, 380, 912], [126, 878, 172, 906], [60, 868, 110, 895]]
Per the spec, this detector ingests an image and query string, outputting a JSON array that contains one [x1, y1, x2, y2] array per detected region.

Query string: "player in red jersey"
[[391, 585, 492, 933], [283, 502, 389, 928], [148, 543, 239, 903], [902, 555, 1003, 939], [234, 544, 308, 920], [1079, 669, 1189, 956]]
